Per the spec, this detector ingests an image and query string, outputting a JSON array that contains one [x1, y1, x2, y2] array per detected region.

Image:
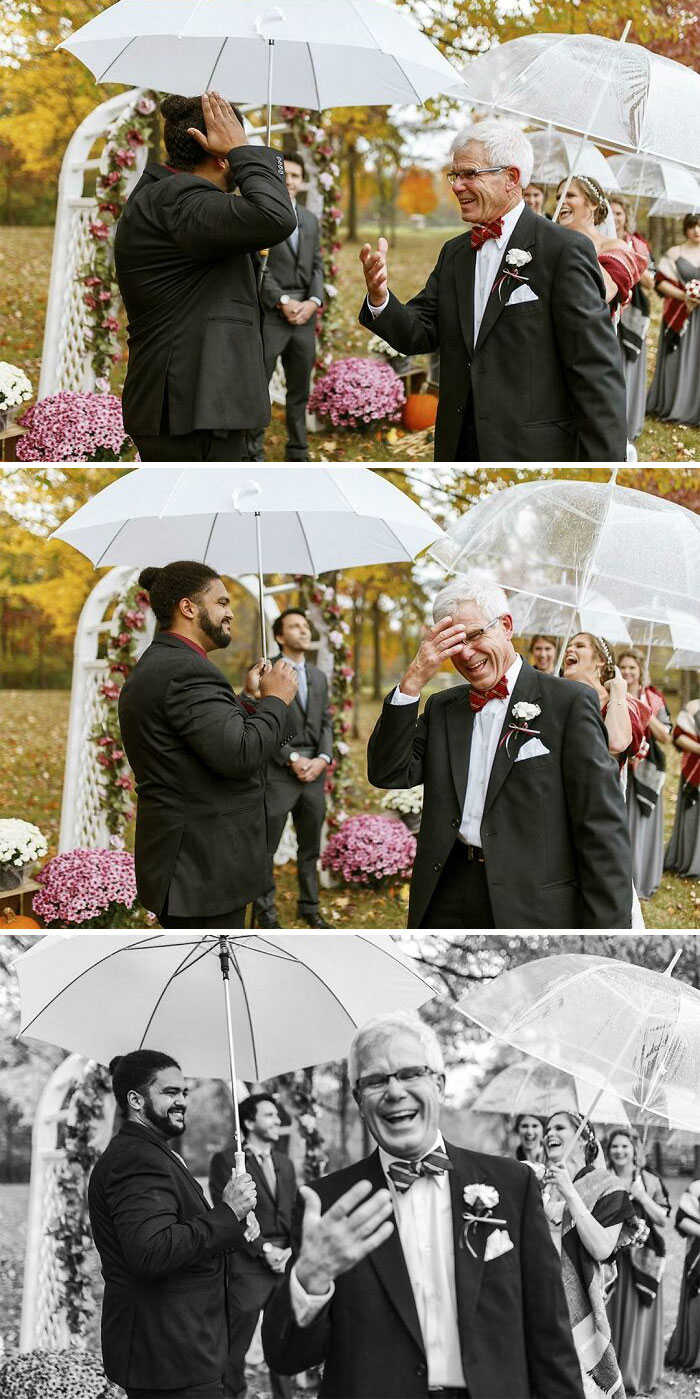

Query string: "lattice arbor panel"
[[55, 203, 95, 394], [74, 663, 110, 850], [32, 1151, 70, 1351]]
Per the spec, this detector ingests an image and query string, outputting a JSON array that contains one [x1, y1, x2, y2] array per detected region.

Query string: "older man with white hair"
[[367, 578, 632, 928], [359, 118, 627, 462], [262, 1010, 584, 1399]]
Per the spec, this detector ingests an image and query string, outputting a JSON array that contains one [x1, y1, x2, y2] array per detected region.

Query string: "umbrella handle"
[[234, 1149, 259, 1238]]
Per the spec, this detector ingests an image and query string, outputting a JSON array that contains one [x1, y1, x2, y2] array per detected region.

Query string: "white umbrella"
[[471, 1058, 631, 1126], [456, 951, 700, 1135], [58, 0, 468, 131], [459, 32, 700, 170], [17, 931, 434, 1188], [529, 130, 620, 193], [51, 465, 446, 658], [432, 475, 700, 637]]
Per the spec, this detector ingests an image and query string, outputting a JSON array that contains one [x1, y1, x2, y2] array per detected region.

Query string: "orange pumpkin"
[[402, 392, 438, 432], [1, 907, 40, 928]]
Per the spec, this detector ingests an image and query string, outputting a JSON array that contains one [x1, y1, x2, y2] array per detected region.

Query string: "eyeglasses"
[[461, 615, 502, 647], [446, 166, 507, 186], [355, 1065, 436, 1095]]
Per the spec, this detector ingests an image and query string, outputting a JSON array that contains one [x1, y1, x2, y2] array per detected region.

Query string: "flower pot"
[[0, 407, 18, 433], [399, 811, 422, 834], [0, 862, 25, 891]]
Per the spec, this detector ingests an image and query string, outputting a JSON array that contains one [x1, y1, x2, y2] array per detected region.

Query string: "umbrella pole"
[[555, 464, 620, 673], [255, 511, 268, 662], [217, 937, 258, 1236], [553, 22, 632, 223], [266, 38, 275, 147]]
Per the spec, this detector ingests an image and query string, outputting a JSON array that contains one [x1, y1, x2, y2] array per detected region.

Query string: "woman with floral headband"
[[665, 697, 700, 879], [555, 175, 649, 328], [604, 1127, 670, 1395], [543, 1111, 637, 1399]]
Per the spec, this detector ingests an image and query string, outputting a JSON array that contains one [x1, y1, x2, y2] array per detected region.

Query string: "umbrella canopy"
[[510, 583, 632, 645], [432, 477, 700, 633], [16, 931, 434, 1082], [529, 130, 620, 191], [456, 952, 700, 1133], [667, 648, 700, 672], [608, 153, 700, 203], [51, 465, 445, 575], [649, 190, 700, 217], [458, 32, 700, 168], [57, 0, 468, 107], [472, 1058, 631, 1125]]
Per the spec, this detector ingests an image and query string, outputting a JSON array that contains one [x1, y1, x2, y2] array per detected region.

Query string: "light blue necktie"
[[296, 664, 308, 711], [289, 213, 299, 256]]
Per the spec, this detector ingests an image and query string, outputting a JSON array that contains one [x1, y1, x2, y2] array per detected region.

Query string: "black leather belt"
[[456, 842, 485, 863]]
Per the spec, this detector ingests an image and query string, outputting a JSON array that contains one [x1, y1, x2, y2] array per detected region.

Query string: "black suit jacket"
[[210, 1146, 298, 1309], [88, 1121, 245, 1391], [263, 1143, 584, 1399], [359, 205, 627, 461], [367, 662, 632, 929], [115, 146, 296, 437], [260, 204, 324, 312], [264, 657, 334, 817], [117, 631, 293, 918]]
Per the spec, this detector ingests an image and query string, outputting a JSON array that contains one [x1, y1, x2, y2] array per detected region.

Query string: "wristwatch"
[[289, 750, 301, 763], [262, 1242, 273, 1255], [279, 294, 290, 307]]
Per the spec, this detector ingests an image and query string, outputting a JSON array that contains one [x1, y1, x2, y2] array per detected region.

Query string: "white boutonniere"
[[495, 248, 533, 302], [500, 701, 542, 756], [462, 1184, 507, 1256]]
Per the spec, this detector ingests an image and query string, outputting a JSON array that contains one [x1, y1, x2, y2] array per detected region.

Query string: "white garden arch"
[[19, 1054, 114, 1352], [59, 567, 329, 856]]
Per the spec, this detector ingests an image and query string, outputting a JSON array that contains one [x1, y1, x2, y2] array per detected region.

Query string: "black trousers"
[[127, 1383, 224, 1398], [420, 842, 495, 928], [131, 428, 247, 462], [255, 778, 326, 918], [248, 320, 316, 461], [455, 393, 479, 463], [224, 1287, 291, 1399], [158, 904, 247, 929]]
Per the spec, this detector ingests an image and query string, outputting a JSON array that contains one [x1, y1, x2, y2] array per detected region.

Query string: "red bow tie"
[[471, 218, 504, 250], [469, 676, 509, 711]]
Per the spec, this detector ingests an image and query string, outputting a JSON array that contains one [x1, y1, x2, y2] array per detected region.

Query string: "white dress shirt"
[[364, 200, 525, 338], [289, 1135, 466, 1389], [391, 654, 522, 848]]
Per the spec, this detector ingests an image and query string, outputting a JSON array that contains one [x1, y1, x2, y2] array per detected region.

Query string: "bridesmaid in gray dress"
[[618, 648, 672, 900], [647, 213, 700, 427], [611, 199, 654, 441]]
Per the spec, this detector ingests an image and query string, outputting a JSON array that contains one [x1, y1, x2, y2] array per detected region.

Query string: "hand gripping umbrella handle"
[[235, 1149, 259, 1240]]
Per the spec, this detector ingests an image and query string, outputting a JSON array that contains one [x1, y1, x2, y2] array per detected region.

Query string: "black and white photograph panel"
[[3, 931, 700, 1399]]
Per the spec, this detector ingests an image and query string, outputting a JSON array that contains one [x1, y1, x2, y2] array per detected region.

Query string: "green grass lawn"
[[2, 225, 698, 463], [2, 688, 697, 929]]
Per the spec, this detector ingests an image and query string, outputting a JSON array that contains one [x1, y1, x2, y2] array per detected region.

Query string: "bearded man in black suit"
[[359, 118, 627, 462], [367, 578, 632, 929], [248, 153, 324, 461], [114, 91, 296, 462], [263, 1012, 584, 1399], [210, 1094, 298, 1399], [118, 559, 298, 928], [88, 1050, 259, 1399]]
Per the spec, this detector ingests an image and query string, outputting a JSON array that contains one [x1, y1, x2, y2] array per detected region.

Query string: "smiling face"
[[448, 601, 516, 692], [193, 578, 233, 652], [517, 1115, 544, 1151], [247, 1098, 281, 1145], [685, 219, 700, 246], [284, 158, 304, 200], [354, 1029, 444, 1161], [531, 638, 556, 673], [139, 1067, 189, 1140], [607, 1132, 635, 1174], [544, 1112, 585, 1170], [618, 653, 642, 694], [556, 179, 596, 231], [562, 632, 602, 686], [611, 201, 627, 237], [450, 140, 520, 226]]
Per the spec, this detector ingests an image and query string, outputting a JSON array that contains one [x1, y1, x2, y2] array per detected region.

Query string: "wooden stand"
[[0, 423, 25, 461], [0, 876, 40, 921]]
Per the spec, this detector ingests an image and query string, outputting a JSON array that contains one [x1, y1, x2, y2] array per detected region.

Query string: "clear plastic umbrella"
[[51, 465, 446, 659], [471, 1058, 631, 1126], [456, 951, 700, 1134], [608, 154, 700, 203], [529, 130, 620, 192], [432, 476, 700, 637], [510, 584, 632, 645], [649, 189, 700, 217], [667, 648, 700, 671], [458, 32, 700, 171]]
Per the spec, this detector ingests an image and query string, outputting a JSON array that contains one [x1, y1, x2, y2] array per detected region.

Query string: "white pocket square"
[[507, 284, 539, 305], [484, 1228, 514, 1261], [515, 737, 550, 762]]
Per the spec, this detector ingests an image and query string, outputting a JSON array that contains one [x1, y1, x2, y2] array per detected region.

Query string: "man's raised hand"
[[360, 237, 389, 307], [295, 1181, 394, 1296], [188, 92, 247, 158], [260, 657, 298, 704], [399, 616, 468, 696]]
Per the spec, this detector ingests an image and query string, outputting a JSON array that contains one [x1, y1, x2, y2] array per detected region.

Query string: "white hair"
[[347, 1012, 444, 1088], [451, 118, 534, 190], [433, 578, 509, 625]]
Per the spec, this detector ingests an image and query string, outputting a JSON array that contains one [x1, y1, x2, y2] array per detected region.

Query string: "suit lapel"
[[474, 205, 537, 354], [455, 239, 476, 357], [445, 689, 474, 813], [121, 1122, 210, 1207], [483, 661, 543, 815], [364, 1151, 426, 1357], [449, 1146, 501, 1341]]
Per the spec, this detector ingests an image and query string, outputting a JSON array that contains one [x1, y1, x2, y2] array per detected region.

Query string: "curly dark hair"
[[109, 1050, 181, 1113], [160, 94, 245, 170], [138, 560, 221, 627], [684, 213, 700, 235]]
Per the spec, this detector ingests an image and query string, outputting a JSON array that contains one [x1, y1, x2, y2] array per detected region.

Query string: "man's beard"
[[143, 1097, 186, 1138], [197, 605, 231, 650]]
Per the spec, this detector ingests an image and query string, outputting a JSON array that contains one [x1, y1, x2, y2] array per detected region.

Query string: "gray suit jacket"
[[264, 656, 333, 817], [260, 203, 324, 312]]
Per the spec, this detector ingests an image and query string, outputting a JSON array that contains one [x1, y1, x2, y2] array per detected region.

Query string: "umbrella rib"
[[136, 939, 217, 1050], [94, 518, 132, 568], [306, 43, 321, 111], [96, 36, 140, 83], [228, 941, 261, 1082], [295, 513, 316, 574], [206, 38, 228, 91], [19, 934, 163, 1034], [202, 512, 218, 565], [230, 934, 392, 1035]]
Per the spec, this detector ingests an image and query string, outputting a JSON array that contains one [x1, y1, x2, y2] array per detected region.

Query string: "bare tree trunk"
[[346, 141, 359, 242], [351, 589, 363, 739], [371, 597, 382, 700]]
